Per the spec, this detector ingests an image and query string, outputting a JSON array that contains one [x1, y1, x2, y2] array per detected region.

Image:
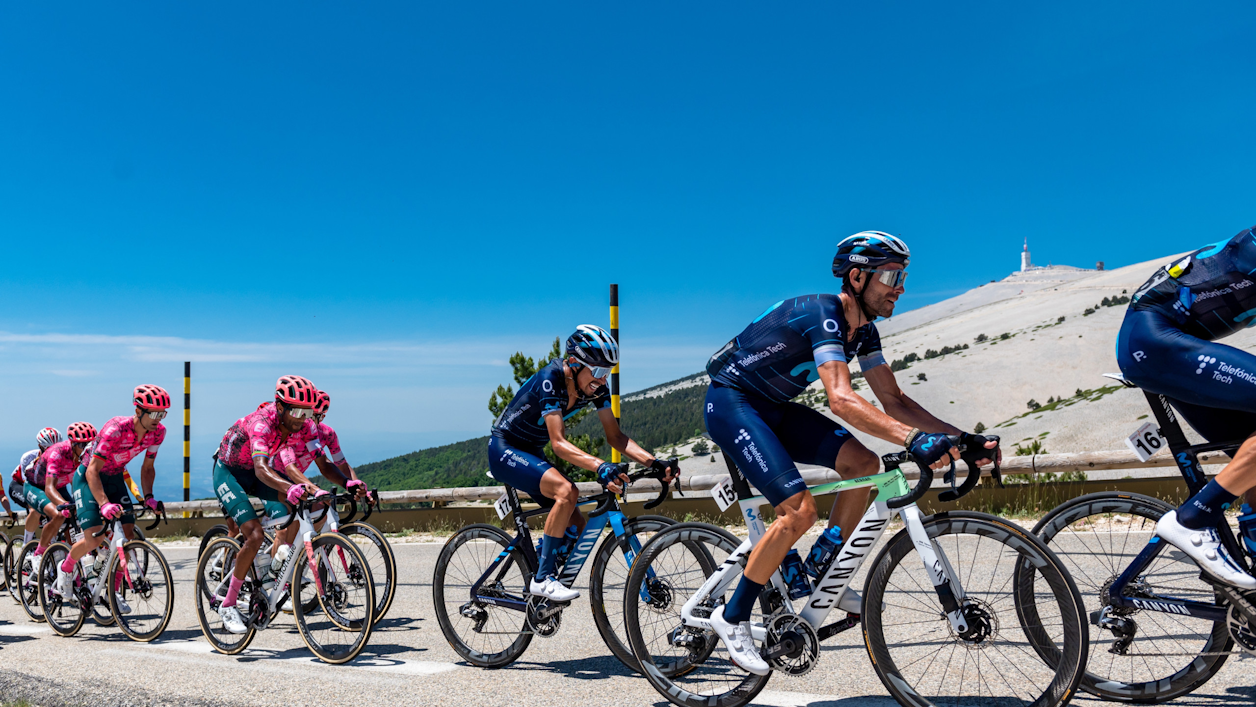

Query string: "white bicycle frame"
[[680, 469, 974, 640], [212, 506, 324, 625], [78, 518, 143, 607]]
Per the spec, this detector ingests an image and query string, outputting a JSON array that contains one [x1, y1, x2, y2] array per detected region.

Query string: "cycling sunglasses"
[[588, 365, 613, 380], [143, 410, 168, 421], [287, 407, 316, 419], [865, 268, 908, 288]]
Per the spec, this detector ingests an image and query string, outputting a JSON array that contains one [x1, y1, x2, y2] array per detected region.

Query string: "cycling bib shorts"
[[8, 480, 28, 510], [212, 457, 285, 526], [487, 434, 566, 507], [72, 465, 136, 529], [22, 482, 51, 515], [704, 382, 853, 507]]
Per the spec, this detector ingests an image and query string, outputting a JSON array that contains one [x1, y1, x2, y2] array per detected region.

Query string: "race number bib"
[[1125, 421, 1166, 462], [494, 493, 511, 520], [711, 475, 738, 512]]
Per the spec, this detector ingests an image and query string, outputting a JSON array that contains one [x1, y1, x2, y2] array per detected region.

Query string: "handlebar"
[[882, 435, 1000, 509], [589, 459, 682, 517], [277, 490, 351, 531]]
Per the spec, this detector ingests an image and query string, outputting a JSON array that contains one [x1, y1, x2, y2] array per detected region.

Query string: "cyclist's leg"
[[264, 501, 295, 553], [1170, 400, 1256, 508], [705, 384, 817, 617], [24, 484, 61, 552], [212, 460, 265, 587], [488, 435, 572, 583], [774, 401, 875, 538], [11, 480, 35, 541]]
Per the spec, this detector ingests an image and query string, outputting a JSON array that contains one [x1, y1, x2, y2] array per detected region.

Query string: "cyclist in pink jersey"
[[29, 425, 96, 559], [56, 386, 170, 601], [15, 429, 63, 547], [212, 375, 325, 634]]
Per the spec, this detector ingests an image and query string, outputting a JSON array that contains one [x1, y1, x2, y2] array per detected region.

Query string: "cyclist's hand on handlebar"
[[959, 432, 1001, 467], [101, 502, 124, 521], [648, 458, 678, 483], [144, 494, 161, 512], [597, 462, 631, 494], [346, 479, 368, 498], [908, 432, 959, 470], [286, 484, 307, 505]]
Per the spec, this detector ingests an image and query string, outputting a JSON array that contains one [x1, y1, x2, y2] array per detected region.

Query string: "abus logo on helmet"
[[848, 254, 869, 265]]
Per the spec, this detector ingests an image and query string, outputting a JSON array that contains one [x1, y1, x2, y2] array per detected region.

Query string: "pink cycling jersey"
[[87, 416, 166, 476], [283, 422, 345, 473], [276, 420, 324, 472], [217, 402, 317, 471], [31, 440, 79, 488]]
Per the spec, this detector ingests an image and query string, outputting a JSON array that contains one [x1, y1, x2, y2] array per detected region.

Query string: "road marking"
[[112, 640, 458, 677], [0, 624, 51, 636], [752, 690, 896, 707]]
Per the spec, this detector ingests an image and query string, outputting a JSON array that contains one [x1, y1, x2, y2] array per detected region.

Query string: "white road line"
[[752, 690, 897, 707], [0, 624, 51, 635]]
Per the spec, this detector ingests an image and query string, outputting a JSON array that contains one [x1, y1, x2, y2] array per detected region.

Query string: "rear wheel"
[[198, 524, 232, 559], [3, 535, 17, 600], [110, 539, 174, 642], [37, 542, 86, 637], [292, 533, 375, 664], [432, 523, 533, 667], [194, 536, 258, 654], [590, 514, 678, 671], [0, 531, 8, 593], [341, 522, 397, 624]]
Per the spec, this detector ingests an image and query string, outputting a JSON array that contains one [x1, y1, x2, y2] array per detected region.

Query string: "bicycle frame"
[[682, 461, 975, 640], [213, 507, 323, 627], [1099, 385, 1251, 623]]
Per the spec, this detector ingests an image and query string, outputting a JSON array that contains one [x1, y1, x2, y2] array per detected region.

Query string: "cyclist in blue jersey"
[[489, 324, 677, 602], [704, 231, 999, 674], [1117, 225, 1256, 591]]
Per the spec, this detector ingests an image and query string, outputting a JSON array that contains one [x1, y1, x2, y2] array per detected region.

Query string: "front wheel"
[[432, 523, 533, 668], [863, 511, 1088, 707], [197, 523, 233, 559], [37, 542, 86, 637], [3, 535, 17, 600], [109, 539, 174, 642], [590, 514, 677, 671], [340, 522, 397, 625], [194, 536, 258, 655], [292, 532, 376, 664]]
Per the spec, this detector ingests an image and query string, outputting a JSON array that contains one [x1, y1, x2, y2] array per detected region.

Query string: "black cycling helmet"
[[832, 231, 911, 278]]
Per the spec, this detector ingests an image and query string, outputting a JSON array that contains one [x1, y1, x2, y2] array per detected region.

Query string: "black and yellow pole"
[[610, 284, 621, 463], [183, 361, 191, 507]]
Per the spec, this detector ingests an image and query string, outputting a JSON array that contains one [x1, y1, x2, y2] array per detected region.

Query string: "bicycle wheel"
[[590, 514, 682, 671], [198, 524, 232, 559], [0, 532, 8, 593], [37, 542, 86, 637], [15, 541, 45, 622], [1031, 492, 1232, 703], [862, 511, 1087, 707], [3, 535, 17, 600], [109, 539, 174, 642], [292, 532, 375, 664], [85, 551, 118, 628], [341, 522, 397, 624], [432, 523, 533, 668], [624, 523, 770, 707], [194, 536, 258, 654]]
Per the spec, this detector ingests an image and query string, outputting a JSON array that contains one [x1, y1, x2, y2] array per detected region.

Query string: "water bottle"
[[274, 544, 292, 574], [1239, 504, 1256, 558], [92, 553, 106, 578], [80, 554, 96, 580], [254, 551, 274, 589], [804, 526, 844, 581], [780, 550, 812, 599]]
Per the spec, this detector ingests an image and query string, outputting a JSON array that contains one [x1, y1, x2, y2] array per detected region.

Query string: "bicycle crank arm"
[[817, 613, 860, 641]]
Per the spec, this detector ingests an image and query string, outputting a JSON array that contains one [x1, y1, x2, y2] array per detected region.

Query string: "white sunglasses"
[[143, 410, 168, 421], [288, 407, 315, 419], [866, 268, 908, 288]]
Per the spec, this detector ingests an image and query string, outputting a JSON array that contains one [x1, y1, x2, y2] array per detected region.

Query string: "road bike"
[[36, 503, 173, 641], [195, 495, 376, 664], [432, 462, 688, 670], [624, 442, 1090, 707], [1030, 374, 1256, 703], [197, 488, 397, 625]]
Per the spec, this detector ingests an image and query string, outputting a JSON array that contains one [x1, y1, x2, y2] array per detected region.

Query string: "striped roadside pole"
[[183, 361, 191, 515], [609, 284, 621, 464]]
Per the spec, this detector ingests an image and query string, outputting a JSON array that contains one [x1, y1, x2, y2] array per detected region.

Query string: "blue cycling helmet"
[[832, 231, 911, 279], [566, 324, 619, 368]]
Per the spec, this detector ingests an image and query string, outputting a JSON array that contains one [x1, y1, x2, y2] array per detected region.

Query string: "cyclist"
[[703, 231, 998, 674], [488, 325, 677, 602], [14, 429, 61, 550], [55, 386, 170, 604], [26, 426, 90, 561], [211, 375, 323, 634], [1117, 226, 1256, 590]]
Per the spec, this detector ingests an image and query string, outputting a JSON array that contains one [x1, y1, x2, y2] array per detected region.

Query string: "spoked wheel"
[[195, 536, 258, 655], [1032, 492, 1232, 703], [37, 542, 86, 637], [624, 523, 769, 707], [15, 541, 46, 622], [83, 551, 117, 628], [340, 522, 397, 625], [589, 515, 687, 671], [109, 539, 174, 642], [3, 535, 17, 600], [292, 532, 375, 664], [197, 524, 233, 559], [432, 523, 533, 668], [0, 532, 8, 593], [863, 511, 1088, 707]]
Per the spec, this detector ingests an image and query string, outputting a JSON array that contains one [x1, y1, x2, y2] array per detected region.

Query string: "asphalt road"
[[0, 538, 1251, 707]]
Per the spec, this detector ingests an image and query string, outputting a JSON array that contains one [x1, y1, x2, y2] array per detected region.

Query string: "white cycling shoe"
[[529, 576, 579, 602], [113, 593, 132, 615], [710, 604, 769, 676], [1157, 510, 1256, 591], [54, 567, 75, 599], [219, 605, 249, 634]]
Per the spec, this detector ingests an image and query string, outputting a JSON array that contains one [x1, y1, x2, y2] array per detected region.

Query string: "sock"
[[223, 576, 244, 608], [33, 545, 44, 557], [1178, 480, 1239, 530], [60, 556, 76, 573], [536, 533, 563, 582], [23, 531, 34, 544], [724, 576, 765, 624]]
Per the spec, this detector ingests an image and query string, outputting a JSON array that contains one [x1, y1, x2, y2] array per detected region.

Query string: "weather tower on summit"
[[1021, 238, 1032, 272]]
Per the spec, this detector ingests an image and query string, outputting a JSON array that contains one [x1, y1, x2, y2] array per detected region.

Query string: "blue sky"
[[3, 3, 1256, 499]]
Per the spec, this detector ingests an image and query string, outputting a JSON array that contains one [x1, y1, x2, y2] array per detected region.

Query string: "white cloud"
[[49, 369, 98, 377]]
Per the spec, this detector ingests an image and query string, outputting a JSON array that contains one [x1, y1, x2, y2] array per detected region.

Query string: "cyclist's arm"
[[863, 365, 1000, 465], [544, 413, 603, 473], [818, 360, 931, 447], [137, 456, 156, 498], [312, 455, 360, 491], [596, 408, 677, 480], [84, 455, 111, 507], [44, 476, 68, 507], [253, 455, 298, 494]]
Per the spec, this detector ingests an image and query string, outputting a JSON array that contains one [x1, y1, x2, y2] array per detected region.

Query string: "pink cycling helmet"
[[276, 375, 318, 408], [313, 390, 331, 416], [67, 422, 97, 444], [134, 384, 172, 410], [36, 427, 62, 451]]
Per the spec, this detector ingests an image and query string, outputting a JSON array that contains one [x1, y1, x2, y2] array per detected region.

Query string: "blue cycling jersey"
[[707, 294, 885, 403], [492, 359, 612, 450], [1131, 226, 1256, 340]]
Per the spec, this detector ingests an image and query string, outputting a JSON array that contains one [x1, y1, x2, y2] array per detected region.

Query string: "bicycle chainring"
[[763, 614, 820, 677], [526, 595, 563, 638], [1228, 604, 1256, 656]]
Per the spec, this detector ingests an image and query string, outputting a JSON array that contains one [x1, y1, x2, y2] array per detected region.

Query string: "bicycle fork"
[[900, 505, 971, 634]]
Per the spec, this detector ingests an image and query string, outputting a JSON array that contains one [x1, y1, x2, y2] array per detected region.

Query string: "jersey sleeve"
[[320, 425, 345, 463], [145, 425, 167, 458], [805, 298, 849, 366], [92, 421, 121, 461], [855, 324, 886, 370], [249, 416, 279, 461], [591, 386, 612, 411], [538, 368, 567, 419]]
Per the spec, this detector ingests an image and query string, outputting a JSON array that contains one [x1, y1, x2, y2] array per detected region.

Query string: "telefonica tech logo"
[[1196, 355, 1216, 374], [734, 429, 751, 444]]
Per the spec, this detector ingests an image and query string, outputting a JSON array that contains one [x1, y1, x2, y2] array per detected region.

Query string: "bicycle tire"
[[3, 535, 17, 600], [0, 532, 8, 593], [589, 514, 678, 671], [194, 536, 258, 655], [432, 523, 533, 668], [863, 511, 1088, 707], [1031, 492, 1232, 703], [198, 524, 232, 559], [624, 522, 770, 707], [292, 532, 376, 664], [15, 541, 45, 623], [37, 542, 86, 637], [341, 521, 397, 624], [110, 539, 174, 642]]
